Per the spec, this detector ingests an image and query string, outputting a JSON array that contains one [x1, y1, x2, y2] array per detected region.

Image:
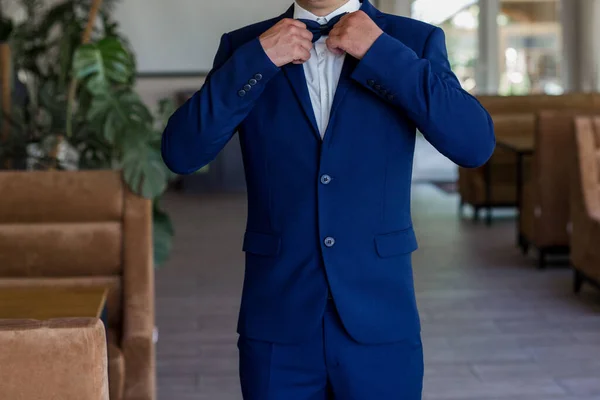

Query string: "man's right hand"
[[259, 19, 314, 67]]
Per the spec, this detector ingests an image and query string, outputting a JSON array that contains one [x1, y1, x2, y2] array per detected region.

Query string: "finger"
[[296, 37, 313, 53], [326, 37, 345, 56], [329, 22, 346, 37], [289, 26, 314, 44], [297, 28, 314, 42], [328, 25, 341, 37], [326, 35, 341, 50], [339, 13, 352, 23], [294, 46, 311, 62], [283, 18, 307, 29]]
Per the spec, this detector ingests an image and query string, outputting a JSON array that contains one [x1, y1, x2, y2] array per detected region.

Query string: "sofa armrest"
[[122, 189, 155, 400], [122, 333, 155, 400]]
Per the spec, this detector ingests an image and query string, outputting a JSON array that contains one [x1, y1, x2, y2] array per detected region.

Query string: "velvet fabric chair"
[[520, 110, 597, 268], [0, 170, 155, 400], [0, 318, 109, 400], [460, 93, 600, 225], [571, 117, 600, 292]]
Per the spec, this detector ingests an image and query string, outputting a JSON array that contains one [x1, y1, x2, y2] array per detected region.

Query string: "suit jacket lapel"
[[277, 0, 387, 142], [323, 0, 387, 144], [277, 4, 321, 140], [282, 64, 321, 140], [324, 55, 358, 143]]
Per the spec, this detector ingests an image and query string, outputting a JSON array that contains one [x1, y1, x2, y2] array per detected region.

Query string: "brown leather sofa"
[[571, 117, 600, 292], [0, 170, 155, 400], [0, 318, 109, 400], [460, 93, 600, 225], [520, 110, 597, 268]]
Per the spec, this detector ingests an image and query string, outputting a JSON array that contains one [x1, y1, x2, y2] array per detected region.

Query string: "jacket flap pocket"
[[243, 231, 281, 257], [374, 228, 418, 258]]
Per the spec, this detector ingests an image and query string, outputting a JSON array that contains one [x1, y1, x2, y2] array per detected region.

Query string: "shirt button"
[[238, 89, 246, 97], [324, 237, 336, 248], [254, 73, 263, 81], [367, 79, 375, 87], [249, 78, 257, 86], [244, 84, 252, 91], [320, 174, 332, 185]]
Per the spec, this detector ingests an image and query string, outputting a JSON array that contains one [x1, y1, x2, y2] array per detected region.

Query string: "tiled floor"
[[157, 184, 600, 400]]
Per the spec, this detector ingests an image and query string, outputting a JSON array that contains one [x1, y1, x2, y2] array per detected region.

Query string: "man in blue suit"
[[162, 0, 495, 398]]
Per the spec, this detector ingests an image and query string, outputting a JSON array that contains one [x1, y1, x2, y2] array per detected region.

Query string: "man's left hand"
[[326, 11, 384, 59]]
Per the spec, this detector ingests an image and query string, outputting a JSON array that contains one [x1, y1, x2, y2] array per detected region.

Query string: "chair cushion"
[[0, 222, 122, 277], [107, 330, 125, 400], [0, 318, 109, 400], [0, 170, 124, 277]]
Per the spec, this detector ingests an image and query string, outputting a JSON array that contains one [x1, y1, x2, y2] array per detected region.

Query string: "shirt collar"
[[293, 0, 361, 23]]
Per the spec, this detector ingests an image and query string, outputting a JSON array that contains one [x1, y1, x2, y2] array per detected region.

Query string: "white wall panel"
[[114, 0, 291, 73]]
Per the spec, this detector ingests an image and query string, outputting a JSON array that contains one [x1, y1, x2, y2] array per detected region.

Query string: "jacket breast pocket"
[[374, 227, 418, 258], [242, 231, 281, 257]]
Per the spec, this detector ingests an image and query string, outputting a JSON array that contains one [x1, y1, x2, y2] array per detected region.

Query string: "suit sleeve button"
[[244, 84, 252, 91], [387, 94, 394, 101], [254, 73, 263, 81], [249, 79, 257, 86], [238, 90, 247, 97], [367, 79, 375, 87], [374, 84, 382, 90]]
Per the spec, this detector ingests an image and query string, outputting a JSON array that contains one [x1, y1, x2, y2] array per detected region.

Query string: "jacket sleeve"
[[350, 27, 495, 168], [161, 34, 280, 175]]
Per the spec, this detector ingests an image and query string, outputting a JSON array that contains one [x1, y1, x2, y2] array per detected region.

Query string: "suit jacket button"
[[324, 237, 336, 248], [320, 174, 332, 185], [255, 73, 263, 81], [244, 84, 252, 91], [367, 79, 375, 87], [238, 89, 247, 97]]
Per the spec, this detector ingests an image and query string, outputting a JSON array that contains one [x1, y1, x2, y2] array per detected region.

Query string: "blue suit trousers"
[[238, 300, 424, 399]]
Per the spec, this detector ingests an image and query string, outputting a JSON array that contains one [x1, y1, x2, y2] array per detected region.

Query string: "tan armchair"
[[520, 111, 592, 268], [571, 117, 600, 292], [0, 318, 109, 400], [460, 93, 600, 225], [0, 170, 155, 400]]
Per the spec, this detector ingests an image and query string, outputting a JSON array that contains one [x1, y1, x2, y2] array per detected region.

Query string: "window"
[[498, 0, 563, 95], [412, 0, 480, 93]]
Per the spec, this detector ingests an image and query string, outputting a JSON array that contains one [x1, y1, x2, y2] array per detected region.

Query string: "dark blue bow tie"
[[298, 13, 347, 43]]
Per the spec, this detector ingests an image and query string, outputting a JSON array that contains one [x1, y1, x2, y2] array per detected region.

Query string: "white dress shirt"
[[294, 0, 361, 138]]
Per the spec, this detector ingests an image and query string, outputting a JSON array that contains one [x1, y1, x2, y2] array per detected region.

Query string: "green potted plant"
[[2, 0, 176, 266]]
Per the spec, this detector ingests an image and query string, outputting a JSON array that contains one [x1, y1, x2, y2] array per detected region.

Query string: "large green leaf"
[[121, 131, 168, 198], [73, 36, 134, 95], [153, 200, 174, 268], [87, 90, 153, 144]]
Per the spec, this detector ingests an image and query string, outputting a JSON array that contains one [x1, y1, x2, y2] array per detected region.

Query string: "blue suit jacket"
[[162, 0, 495, 345]]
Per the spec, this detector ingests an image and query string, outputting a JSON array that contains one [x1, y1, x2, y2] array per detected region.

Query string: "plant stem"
[[82, 0, 103, 44], [64, 0, 103, 140], [0, 42, 11, 144]]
